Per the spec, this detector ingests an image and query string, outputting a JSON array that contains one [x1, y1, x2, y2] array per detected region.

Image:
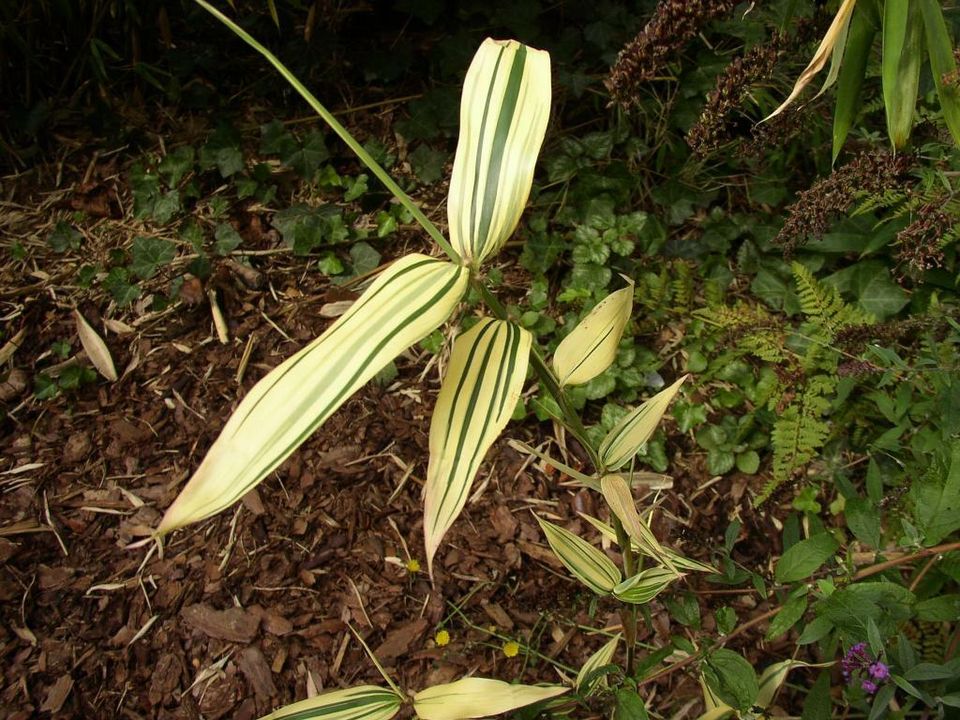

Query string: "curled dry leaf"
[[73, 310, 118, 382]]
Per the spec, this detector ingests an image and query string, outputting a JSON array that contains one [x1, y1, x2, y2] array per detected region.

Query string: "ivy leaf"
[[47, 221, 83, 252], [158, 146, 195, 187], [214, 224, 243, 256], [130, 236, 176, 279], [103, 267, 141, 307], [284, 130, 329, 179], [408, 144, 447, 184], [349, 242, 381, 276]]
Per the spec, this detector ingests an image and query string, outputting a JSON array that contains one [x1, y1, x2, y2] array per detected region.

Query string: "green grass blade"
[[192, 0, 458, 262], [882, 0, 924, 149], [833, 5, 877, 163], [919, 0, 960, 147]]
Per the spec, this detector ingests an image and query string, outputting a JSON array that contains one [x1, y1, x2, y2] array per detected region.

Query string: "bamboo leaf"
[[919, 0, 960, 147], [599, 376, 687, 471], [261, 686, 403, 720], [599, 474, 674, 571], [159, 255, 468, 535], [448, 38, 551, 265], [833, 4, 877, 162], [612, 567, 681, 605], [413, 677, 567, 720], [576, 634, 620, 693], [579, 513, 718, 573], [764, 0, 857, 120], [755, 660, 833, 709], [553, 281, 633, 387], [74, 310, 118, 382], [882, 0, 924, 149], [536, 517, 621, 595], [424, 319, 531, 573]]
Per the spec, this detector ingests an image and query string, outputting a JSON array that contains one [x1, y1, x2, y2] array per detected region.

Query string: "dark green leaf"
[[868, 683, 895, 720], [703, 648, 759, 712], [912, 441, 960, 545], [915, 594, 960, 622], [284, 130, 329, 179], [766, 593, 809, 640], [919, 0, 960, 146], [213, 224, 243, 256], [47, 221, 82, 252], [818, 582, 915, 636], [349, 242, 381, 276], [797, 616, 834, 645], [408, 144, 447, 184], [613, 689, 649, 720], [846, 497, 881, 549], [158, 146, 195, 187], [130, 236, 176, 279], [801, 671, 833, 720], [904, 659, 960, 682], [775, 533, 839, 583], [881, 0, 923, 149], [736, 450, 760, 475], [833, 6, 876, 162]]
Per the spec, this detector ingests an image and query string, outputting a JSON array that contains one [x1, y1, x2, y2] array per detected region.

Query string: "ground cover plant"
[[1, 0, 960, 718]]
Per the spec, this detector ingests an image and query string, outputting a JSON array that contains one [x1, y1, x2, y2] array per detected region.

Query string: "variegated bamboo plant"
[[161, 3, 708, 716]]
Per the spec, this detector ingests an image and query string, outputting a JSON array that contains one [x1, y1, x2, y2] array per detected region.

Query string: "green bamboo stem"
[[193, 0, 459, 263]]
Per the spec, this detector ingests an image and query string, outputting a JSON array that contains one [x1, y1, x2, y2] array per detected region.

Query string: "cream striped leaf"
[[553, 282, 633, 387], [413, 677, 568, 720], [536, 517, 621, 595], [575, 634, 620, 694], [579, 513, 717, 574], [612, 567, 681, 605], [599, 474, 674, 572], [599, 375, 687, 471], [261, 685, 403, 720], [159, 255, 468, 535], [448, 38, 551, 266], [424, 318, 531, 573]]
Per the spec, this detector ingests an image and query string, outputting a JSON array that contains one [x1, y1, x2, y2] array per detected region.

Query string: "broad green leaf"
[[912, 440, 960, 545], [775, 533, 839, 582], [764, 0, 857, 120], [447, 38, 551, 265], [536, 517, 621, 595], [261, 685, 403, 720], [765, 592, 809, 641], [916, 594, 960, 622], [600, 474, 674, 571], [553, 282, 633, 386], [424, 318, 531, 573], [919, 0, 960, 146], [612, 567, 680, 605], [576, 634, 620, 693], [833, 5, 877, 162], [599, 376, 687, 471], [756, 660, 833, 710], [882, 0, 924, 149], [130, 236, 176, 279], [703, 649, 759, 713], [413, 677, 568, 720], [158, 254, 468, 534]]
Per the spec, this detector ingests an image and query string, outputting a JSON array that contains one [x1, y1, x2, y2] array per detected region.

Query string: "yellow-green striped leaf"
[[424, 318, 531, 573], [159, 254, 468, 535], [553, 282, 633, 387], [755, 660, 833, 709], [413, 677, 568, 720], [764, 0, 857, 120], [261, 685, 403, 720], [576, 634, 620, 693], [598, 376, 687, 471], [448, 38, 551, 266], [599, 474, 673, 571], [882, 0, 924, 149], [536, 517, 621, 595], [579, 513, 718, 573], [919, 0, 960, 147], [612, 567, 681, 605]]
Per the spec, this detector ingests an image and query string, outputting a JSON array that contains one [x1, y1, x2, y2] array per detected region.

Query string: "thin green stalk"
[[193, 0, 459, 263], [473, 279, 599, 468], [612, 515, 639, 676]]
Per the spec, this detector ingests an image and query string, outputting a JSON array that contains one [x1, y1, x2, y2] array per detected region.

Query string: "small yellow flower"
[[405, 558, 421, 573], [435, 629, 450, 647], [502, 640, 520, 658]]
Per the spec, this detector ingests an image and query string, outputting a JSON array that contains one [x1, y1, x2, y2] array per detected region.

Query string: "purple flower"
[[841, 642, 890, 695], [862, 680, 878, 693], [869, 662, 890, 681]]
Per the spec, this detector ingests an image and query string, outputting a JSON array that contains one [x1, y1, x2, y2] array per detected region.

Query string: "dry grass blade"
[[73, 310, 118, 382]]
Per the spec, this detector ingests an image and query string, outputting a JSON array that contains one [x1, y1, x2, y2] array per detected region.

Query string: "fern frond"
[[792, 262, 872, 338], [758, 374, 836, 503]]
